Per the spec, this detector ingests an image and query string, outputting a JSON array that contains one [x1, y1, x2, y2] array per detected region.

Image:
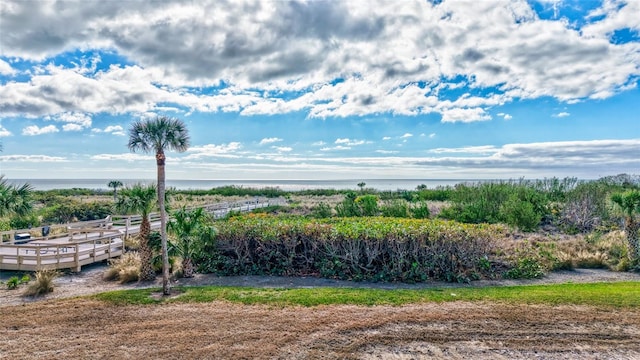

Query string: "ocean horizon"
[[5, 178, 485, 191]]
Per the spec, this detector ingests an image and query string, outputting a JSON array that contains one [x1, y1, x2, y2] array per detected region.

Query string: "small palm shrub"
[[24, 269, 57, 297], [6, 276, 20, 290], [311, 202, 332, 218], [103, 252, 141, 283]]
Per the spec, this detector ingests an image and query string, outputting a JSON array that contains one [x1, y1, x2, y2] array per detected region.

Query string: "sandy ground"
[[2, 265, 640, 359]]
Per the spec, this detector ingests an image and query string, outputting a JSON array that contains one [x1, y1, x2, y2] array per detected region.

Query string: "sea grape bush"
[[196, 215, 508, 283]]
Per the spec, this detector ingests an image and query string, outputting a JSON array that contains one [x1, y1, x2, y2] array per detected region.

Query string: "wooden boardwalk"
[[0, 198, 277, 272]]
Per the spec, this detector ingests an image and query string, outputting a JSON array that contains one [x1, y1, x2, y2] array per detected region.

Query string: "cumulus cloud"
[[22, 124, 59, 136], [335, 138, 367, 146], [554, 112, 570, 117], [0, 59, 16, 76], [0, 126, 11, 137], [259, 137, 283, 145], [62, 123, 83, 131], [0, 0, 637, 122], [440, 108, 492, 123], [497, 112, 513, 120], [91, 125, 126, 136], [185, 142, 242, 159]]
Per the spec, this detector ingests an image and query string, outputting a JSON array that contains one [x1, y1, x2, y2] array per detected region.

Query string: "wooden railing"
[[0, 229, 124, 272], [0, 198, 282, 271]]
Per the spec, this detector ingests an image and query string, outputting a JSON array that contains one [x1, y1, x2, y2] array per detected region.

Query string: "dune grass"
[[94, 281, 640, 308]]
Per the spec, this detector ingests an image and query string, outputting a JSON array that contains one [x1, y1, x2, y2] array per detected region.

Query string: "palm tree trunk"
[[139, 217, 156, 281], [626, 216, 640, 265], [157, 153, 170, 295], [182, 257, 195, 278]]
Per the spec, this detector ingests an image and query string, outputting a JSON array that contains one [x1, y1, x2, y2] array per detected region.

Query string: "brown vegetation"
[[1, 299, 638, 359]]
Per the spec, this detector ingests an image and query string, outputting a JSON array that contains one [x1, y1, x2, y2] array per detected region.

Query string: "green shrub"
[[335, 192, 361, 217], [198, 215, 507, 283], [6, 276, 20, 290], [380, 199, 410, 218], [355, 195, 379, 216], [499, 196, 541, 232], [504, 257, 545, 279], [311, 202, 332, 218], [411, 201, 430, 219]]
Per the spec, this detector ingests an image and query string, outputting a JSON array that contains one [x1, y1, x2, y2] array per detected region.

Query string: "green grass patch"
[[93, 281, 640, 308]]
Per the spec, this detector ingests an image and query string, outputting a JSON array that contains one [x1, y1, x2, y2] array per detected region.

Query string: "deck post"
[[74, 243, 81, 272]]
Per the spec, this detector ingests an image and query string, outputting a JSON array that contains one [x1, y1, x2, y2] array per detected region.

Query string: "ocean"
[[6, 178, 479, 191]]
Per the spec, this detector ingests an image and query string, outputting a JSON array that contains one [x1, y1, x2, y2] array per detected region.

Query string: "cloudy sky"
[[0, 0, 639, 181]]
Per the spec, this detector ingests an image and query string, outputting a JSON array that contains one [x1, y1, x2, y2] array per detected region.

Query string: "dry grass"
[[23, 269, 57, 297], [0, 299, 638, 359], [103, 252, 140, 283]]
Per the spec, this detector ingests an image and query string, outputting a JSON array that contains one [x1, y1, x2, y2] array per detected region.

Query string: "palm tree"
[[357, 182, 366, 193], [108, 180, 124, 202], [116, 184, 158, 281], [169, 206, 215, 278], [0, 175, 34, 217], [128, 116, 190, 295], [612, 190, 640, 265]]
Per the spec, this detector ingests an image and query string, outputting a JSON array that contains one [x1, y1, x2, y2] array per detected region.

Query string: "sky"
[[0, 0, 639, 181]]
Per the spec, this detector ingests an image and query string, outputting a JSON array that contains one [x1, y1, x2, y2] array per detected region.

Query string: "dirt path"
[[2, 263, 640, 307], [2, 266, 640, 359]]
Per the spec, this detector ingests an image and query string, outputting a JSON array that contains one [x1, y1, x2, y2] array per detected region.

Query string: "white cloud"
[[90, 153, 154, 161], [185, 142, 242, 159], [335, 138, 366, 146], [321, 145, 351, 151], [22, 125, 59, 136], [47, 112, 92, 128], [375, 149, 399, 154], [554, 112, 570, 117], [440, 108, 492, 123], [0, 154, 67, 162], [62, 123, 83, 131], [92, 125, 126, 136], [311, 141, 326, 146], [259, 137, 283, 145], [429, 145, 499, 155], [429, 133, 436, 138], [0, 126, 11, 137], [272, 146, 292, 152], [382, 136, 392, 141], [417, 139, 640, 174], [497, 112, 513, 120], [401, 133, 413, 138], [0, 59, 16, 76], [0, 0, 636, 121]]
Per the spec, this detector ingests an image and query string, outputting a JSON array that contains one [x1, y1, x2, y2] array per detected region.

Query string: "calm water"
[[7, 178, 481, 191]]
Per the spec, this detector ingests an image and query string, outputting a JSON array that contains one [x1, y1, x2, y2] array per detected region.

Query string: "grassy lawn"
[[94, 281, 640, 308]]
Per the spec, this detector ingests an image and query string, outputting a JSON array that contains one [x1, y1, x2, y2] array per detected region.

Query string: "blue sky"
[[0, 0, 639, 181]]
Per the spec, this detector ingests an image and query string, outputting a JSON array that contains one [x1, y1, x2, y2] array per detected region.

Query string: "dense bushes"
[[438, 182, 548, 231], [196, 215, 507, 283], [40, 198, 113, 224]]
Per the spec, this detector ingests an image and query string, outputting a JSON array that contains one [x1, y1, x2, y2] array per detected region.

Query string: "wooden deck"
[[0, 198, 278, 272]]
